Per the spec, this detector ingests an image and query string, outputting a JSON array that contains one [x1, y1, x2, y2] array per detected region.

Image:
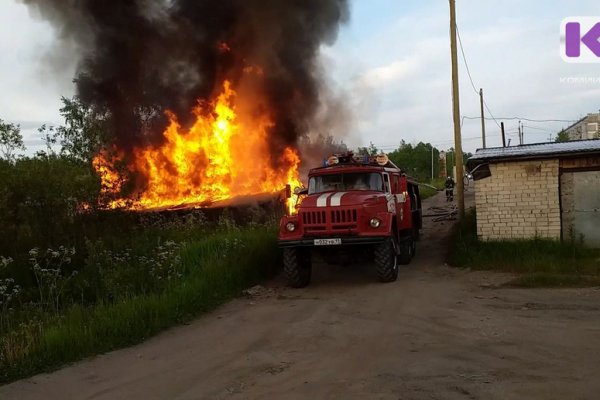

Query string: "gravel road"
[[3, 189, 600, 400]]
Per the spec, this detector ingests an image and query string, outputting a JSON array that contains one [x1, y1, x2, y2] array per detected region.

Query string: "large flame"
[[93, 80, 301, 213]]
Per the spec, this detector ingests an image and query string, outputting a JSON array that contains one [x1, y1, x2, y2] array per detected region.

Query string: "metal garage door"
[[561, 170, 600, 247]]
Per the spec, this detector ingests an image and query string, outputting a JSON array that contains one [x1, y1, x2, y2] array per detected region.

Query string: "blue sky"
[[1, 0, 599, 154]]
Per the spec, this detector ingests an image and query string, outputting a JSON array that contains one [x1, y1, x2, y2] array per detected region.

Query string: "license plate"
[[314, 238, 342, 246]]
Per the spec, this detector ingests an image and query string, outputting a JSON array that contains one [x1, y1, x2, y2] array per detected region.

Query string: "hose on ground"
[[422, 205, 457, 222]]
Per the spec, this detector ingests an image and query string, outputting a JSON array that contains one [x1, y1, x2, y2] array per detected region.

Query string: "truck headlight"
[[285, 222, 296, 232], [369, 218, 381, 228]]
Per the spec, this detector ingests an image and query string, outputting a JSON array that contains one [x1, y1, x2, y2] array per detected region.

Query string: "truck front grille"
[[331, 209, 357, 224], [302, 210, 327, 225], [301, 208, 358, 233]]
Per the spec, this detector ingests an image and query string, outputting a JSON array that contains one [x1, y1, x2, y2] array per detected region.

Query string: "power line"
[[456, 25, 501, 129], [456, 25, 577, 131], [456, 26, 478, 96], [373, 125, 558, 151], [522, 125, 555, 132], [482, 101, 501, 129], [462, 116, 577, 123], [374, 132, 511, 149]]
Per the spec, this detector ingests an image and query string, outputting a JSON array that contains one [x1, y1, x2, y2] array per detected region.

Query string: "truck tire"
[[374, 237, 398, 282], [398, 237, 414, 265], [283, 248, 312, 288]]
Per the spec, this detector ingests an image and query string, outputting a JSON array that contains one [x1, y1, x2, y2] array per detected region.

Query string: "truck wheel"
[[398, 237, 414, 265], [374, 237, 398, 282], [283, 248, 312, 288]]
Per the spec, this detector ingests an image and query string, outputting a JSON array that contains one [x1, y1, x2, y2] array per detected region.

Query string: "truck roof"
[[309, 164, 400, 175], [306, 152, 420, 185], [308, 162, 420, 186]]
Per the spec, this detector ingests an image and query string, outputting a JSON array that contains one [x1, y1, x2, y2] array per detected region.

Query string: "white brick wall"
[[474, 159, 560, 240]]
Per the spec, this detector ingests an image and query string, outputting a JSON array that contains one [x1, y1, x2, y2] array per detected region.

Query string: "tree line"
[[358, 140, 471, 182]]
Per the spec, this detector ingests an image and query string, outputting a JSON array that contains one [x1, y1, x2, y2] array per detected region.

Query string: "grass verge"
[[448, 210, 600, 287], [419, 186, 438, 200], [419, 178, 444, 200], [505, 273, 600, 288], [0, 227, 279, 384]]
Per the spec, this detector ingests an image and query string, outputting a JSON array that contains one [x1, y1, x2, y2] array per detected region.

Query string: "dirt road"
[[3, 189, 600, 399]]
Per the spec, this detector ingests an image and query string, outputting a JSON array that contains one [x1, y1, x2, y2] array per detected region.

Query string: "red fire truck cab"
[[279, 152, 422, 287]]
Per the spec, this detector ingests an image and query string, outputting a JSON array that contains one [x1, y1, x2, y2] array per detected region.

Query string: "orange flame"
[[282, 147, 302, 215], [93, 80, 301, 213], [92, 150, 129, 209]]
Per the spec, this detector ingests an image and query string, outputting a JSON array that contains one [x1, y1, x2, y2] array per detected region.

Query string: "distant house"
[[467, 140, 600, 247], [563, 113, 600, 140]]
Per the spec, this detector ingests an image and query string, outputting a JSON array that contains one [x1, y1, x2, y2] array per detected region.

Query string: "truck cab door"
[[382, 173, 395, 215], [394, 175, 412, 230]]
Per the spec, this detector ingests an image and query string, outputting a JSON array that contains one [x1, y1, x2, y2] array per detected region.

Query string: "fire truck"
[[279, 152, 422, 287]]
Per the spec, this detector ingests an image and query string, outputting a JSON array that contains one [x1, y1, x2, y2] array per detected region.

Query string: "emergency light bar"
[[323, 152, 390, 167]]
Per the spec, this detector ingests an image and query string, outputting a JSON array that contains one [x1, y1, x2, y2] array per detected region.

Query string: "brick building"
[[467, 140, 600, 247], [563, 112, 600, 140]]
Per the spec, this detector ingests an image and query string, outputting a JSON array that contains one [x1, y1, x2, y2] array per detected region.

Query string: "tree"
[[388, 141, 439, 182], [48, 97, 109, 163], [0, 119, 26, 161], [445, 147, 472, 177], [357, 141, 379, 156], [555, 130, 570, 143]]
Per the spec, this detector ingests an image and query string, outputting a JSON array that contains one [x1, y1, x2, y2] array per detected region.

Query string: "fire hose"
[[422, 205, 457, 222], [418, 183, 441, 191]]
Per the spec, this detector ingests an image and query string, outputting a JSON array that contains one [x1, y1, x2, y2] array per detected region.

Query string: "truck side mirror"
[[285, 184, 292, 199], [294, 186, 308, 195]]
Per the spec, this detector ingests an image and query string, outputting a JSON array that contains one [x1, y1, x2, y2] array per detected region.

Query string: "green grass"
[[448, 210, 600, 287], [505, 273, 600, 288], [419, 186, 439, 200], [0, 227, 280, 384], [419, 178, 444, 200]]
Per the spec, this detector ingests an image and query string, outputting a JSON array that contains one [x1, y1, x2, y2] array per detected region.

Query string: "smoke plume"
[[21, 0, 349, 156]]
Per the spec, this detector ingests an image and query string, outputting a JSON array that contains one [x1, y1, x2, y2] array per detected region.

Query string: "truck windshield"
[[308, 173, 383, 194]]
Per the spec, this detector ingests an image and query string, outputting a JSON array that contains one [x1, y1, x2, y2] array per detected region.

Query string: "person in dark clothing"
[[445, 176, 455, 202]]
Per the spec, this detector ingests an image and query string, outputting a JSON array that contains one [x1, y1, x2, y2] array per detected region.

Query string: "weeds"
[[448, 209, 600, 286], [1, 257, 21, 331], [29, 246, 78, 314], [0, 225, 279, 384], [83, 239, 183, 299]]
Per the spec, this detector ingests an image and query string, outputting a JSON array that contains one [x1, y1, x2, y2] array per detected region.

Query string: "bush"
[[0, 155, 99, 256]]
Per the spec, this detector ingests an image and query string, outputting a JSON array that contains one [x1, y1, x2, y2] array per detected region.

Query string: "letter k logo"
[[562, 17, 600, 63]]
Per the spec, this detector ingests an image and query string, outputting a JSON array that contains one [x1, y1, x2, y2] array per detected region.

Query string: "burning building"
[[22, 0, 349, 213]]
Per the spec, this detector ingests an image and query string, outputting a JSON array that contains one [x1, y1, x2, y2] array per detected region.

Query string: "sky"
[[1, 0, 599, 155]]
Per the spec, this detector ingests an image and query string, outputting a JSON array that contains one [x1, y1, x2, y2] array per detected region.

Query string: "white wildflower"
[[0, 256, 13, 268]]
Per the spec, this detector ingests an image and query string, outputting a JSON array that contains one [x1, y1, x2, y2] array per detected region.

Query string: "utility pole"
[[501, 122, 506, 147], [518, 121, 522, 145], [479, 88, 486, 148], [520, 121, 524, 145], [449, 0, 464, 219], [431, 145, 435, 182]]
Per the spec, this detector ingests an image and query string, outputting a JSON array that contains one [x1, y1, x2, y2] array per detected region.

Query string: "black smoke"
[[21, 0, 349, 156]]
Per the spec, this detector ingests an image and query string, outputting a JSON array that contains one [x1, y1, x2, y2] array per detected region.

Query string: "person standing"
[[445, 176, 455, 202]]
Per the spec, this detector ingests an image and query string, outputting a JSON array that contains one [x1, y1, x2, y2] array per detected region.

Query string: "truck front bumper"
[[278, 236, 388, 248]]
